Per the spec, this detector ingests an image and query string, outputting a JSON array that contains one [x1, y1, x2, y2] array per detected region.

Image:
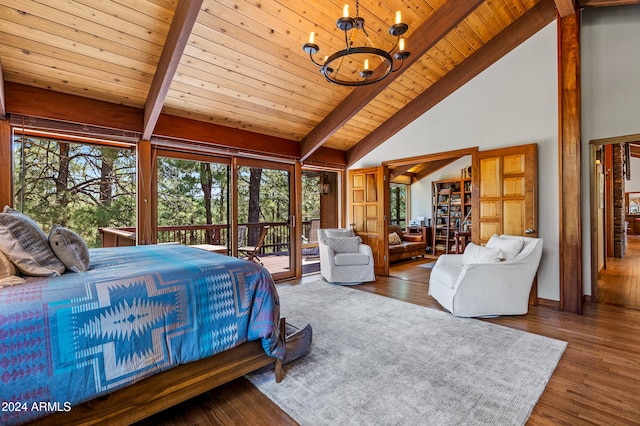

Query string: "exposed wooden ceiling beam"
[[299, 0, 485, 162], [579, 0, 640, 7], [389, 163, 419, 180], [0, 58, 5, 120], [413, 158, 462, 182], [555, 0, 576, 17], [347, 0, 557, 166], [142, 0, 202, 141]]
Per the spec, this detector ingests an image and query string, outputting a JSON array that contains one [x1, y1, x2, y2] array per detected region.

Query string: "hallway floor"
[[598, 234, 640, 309]]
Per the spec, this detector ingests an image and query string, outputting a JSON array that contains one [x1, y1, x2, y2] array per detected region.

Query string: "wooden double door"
[[348, 143, 538, 277]]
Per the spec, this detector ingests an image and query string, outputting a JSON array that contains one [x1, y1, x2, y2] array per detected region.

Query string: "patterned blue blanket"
[[0, 245, 284, 425]]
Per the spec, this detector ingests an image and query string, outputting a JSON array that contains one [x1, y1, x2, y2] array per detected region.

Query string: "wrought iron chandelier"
[[302, 0, 410, 87]]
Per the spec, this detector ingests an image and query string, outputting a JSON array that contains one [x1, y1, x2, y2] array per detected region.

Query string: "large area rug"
[[247, 281, 567, 425]]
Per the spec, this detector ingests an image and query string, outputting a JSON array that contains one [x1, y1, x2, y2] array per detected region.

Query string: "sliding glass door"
[[236, 158, 294, 280]]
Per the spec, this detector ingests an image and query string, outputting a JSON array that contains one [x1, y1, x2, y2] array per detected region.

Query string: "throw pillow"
[[389, 232, 402, 245], [49, 225, 91, 272], [0, 250, 17, 279], [486, 234, 525, 260], [0, 206, 66, 276], [461, 243, 504, 265], [324, 236, 360, 253], [325, 228, 355, 238]]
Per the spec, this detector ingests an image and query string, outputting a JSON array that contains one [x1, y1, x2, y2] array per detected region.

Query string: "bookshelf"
[[432, 178, 472, 254]]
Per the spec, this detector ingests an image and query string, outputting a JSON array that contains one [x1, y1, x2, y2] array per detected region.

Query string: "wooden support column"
[[558, 10, 583, 313], [0, 119, 12, 208], [137, 140, 156, 245]]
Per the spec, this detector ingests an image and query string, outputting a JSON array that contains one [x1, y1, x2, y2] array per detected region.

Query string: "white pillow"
[[324, 236, 360, 253], [49, 225, 91, 272], [486, 235, 524, 260], [461, 243, 504, 265], [0, 206, 66, 276]]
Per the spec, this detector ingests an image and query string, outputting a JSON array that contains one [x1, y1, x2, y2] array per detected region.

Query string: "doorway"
[[235, 158, 295, 281], [590, 135, 640, 309]]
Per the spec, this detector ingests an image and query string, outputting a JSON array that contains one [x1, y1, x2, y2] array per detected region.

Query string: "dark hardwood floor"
[[139, 247, 640, 426]]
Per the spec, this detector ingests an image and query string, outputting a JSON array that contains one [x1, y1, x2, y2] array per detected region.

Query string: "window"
[[13, 132, 136, 247], [156, 154, 230, 245], [390, 183, 407, 228]]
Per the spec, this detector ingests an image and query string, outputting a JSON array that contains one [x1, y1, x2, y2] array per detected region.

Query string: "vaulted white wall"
[[351, 5, 640, 303], [351, 22, 561, 300]]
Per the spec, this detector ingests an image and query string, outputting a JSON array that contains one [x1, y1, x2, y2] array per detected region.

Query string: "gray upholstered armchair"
[[318, 228, 375, 284]]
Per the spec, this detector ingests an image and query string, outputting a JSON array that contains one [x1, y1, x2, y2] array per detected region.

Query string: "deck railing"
[[100, 221, 316, 255]]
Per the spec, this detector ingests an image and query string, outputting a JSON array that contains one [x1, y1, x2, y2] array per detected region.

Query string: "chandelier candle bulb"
[[309, 32, 315, 44], [396, 11, 401, 24], [399, 38, 405, 51], [344, 4, 349, 17], [364, 59, 369, 70]]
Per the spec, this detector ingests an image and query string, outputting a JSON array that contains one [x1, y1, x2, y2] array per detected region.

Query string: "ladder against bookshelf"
[[432, 178, 472, 255]]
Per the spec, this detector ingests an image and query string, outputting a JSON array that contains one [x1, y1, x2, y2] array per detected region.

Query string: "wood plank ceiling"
[[0, 0, 637, 166]]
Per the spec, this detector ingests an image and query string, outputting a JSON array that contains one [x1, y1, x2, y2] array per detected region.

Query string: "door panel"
[[235, 158, 295, 281], [349, 166, 388, 276], [473, 143, 538, 243]]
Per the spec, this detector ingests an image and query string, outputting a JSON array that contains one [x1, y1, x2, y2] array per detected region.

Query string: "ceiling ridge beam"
[[347, 0, 557, 166], [142, 0, 203, 141], [299, 0, 485, 162]]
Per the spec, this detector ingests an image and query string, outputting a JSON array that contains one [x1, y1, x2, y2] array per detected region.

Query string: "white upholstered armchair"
[[429, 234, 543, 317], [318, 228, 375, 284]]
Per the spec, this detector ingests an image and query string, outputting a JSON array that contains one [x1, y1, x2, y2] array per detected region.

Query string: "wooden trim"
[[154, 113, 299, 159], [346, 0, 557, 166], [32, 340, 278, 426], [590, 133, 640, 145], [383, 147, 478, 168], [558, 10, 583, 314], [143, 0, 203, 140], [299, 0, 485, 162], [580, 0, 640, 6], [589, 144, 600, 303], [0, 61, 5, 119], [0, 119, 12, 208], [5, 82, 143, 133], [294, 162, 303, 279], [137, 140, 155, 245]]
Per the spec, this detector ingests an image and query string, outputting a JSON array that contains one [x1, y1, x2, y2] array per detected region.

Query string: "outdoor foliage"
[[13, 135, 136, 247], [13, 136, 324, 249]]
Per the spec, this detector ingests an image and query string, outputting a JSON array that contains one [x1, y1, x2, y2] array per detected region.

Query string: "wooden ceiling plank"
[[299, 0, 485, 162], [3, 56, 149, 107], [554, 0, 576, 17], [0, 3, 164, 63], [143, 0, 202, 140], [347, 0, 557, 166]]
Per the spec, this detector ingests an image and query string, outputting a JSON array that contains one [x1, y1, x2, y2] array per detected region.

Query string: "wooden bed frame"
[[30, 319, 285, 425]]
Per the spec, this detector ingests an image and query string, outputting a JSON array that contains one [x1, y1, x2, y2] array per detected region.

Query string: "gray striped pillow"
[[0, 206, 66, 276]]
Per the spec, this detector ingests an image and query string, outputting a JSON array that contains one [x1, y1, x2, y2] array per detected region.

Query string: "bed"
[[0, 244, 285, 425]]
